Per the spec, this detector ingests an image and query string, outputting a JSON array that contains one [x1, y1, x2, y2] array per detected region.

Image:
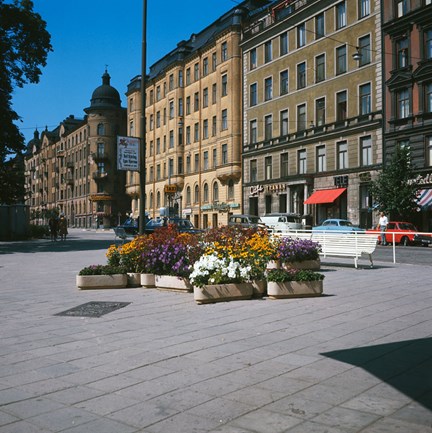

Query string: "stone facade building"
[[24, 71, 129, 229]]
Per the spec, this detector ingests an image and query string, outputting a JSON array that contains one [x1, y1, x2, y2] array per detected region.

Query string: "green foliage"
[[370, 146, 419, 220], [78, 265, 125, 276], [28, 224, 49, 238], [267, 268, 325, 282], [0, 0, 52, 204]]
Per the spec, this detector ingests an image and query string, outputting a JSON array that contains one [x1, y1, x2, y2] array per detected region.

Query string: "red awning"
[[417, 189, 432, 209], [304, 188, 346, 205]]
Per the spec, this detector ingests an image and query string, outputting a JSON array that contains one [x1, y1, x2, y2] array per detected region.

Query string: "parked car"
[[312, 219, 365, 233], [366, 221, 432, 246], [116, 217, 139, 236], [228, 214, 267, 229], [260, 213, 303, 233], [144, 217, 202, 235]]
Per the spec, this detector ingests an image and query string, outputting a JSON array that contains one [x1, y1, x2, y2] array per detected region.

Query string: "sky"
[[12, 0, 241, 145]]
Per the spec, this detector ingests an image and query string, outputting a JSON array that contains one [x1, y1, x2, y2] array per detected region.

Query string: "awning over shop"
[[304, 188, 346, 205], [417, 189, 432, 209]]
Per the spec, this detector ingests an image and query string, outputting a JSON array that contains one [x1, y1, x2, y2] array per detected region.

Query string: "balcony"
[[66, 174, 74, 185], [216, 164, 241, 183], [92, 152, 109, 161], [66, 161, 74, 169], [92, 171, 108, 180], [167, 175, 184, 189]]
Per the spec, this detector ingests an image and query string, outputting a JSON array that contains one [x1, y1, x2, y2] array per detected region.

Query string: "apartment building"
[[382, 0, 432, 231], [125, 1, 269, 229], [241, 0, 383, 228], [24, 71, 129, 228]]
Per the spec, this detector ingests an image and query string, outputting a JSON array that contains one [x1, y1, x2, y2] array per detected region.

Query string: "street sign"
[[164, 185, 177, 193]]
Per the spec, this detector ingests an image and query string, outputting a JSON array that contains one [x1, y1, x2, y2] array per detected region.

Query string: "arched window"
[[186, 186, 191, 205], [203, 183, 209, 202], [150, 192, 154, 210], [97, 123, 105, 135], [194, 185, 199, 203], [213, 182, 219, 202]]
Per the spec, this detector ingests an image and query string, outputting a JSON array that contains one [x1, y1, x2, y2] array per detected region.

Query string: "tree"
[[370, 145, 420, 220], [0, 0, 52, 204]]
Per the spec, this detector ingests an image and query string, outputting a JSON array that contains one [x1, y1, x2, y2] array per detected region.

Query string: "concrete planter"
[[194, 282, 253, 304], [141, 273, 156, 288], [155, 275, 193, 292], [76, 274, 128, 290], [127, 272, 141, 287], [267, 280, 323, 299], [251, 280, 267, 298], [282, 259, 321, 270]]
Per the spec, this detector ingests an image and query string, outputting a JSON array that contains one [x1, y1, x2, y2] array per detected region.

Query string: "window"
[[203, 119, 208, 140], [359, 35, 371, 66], [281, 153, 289, 177], [359, 83, 371, 115], [194, 153, 199, 172], [221, 41, 228, 62], [280, 32, 288, 55], [178, 156, 183, 174], [169, 101, 174, 119], [427, 136, 432, 166], [156, 87, 161, 101], [213, 182, 219, 202], [212, 83, 217, 104], [280, 109, 289, 136], [280, 70, 288, 95], [425, 29, 432, 60], [426, 83, 432, 112], [156, 138, 160, 154], [169, 130, 174, 148], [194, 92, 199, 112], [178, 70, 183, 87], [203, 151, 209, 170], [250, 48, 257, 69], [397, 89, 410, 118], [156, 111, 160, 128], [203, 88, 208, 108], [178, 98, 183, 117], [194, 123, 199, 142], [97, 123, 104, 135], [221, 74, 228, 96], [185, 96, 190, 115], [221, 109, 228, 130], [316, 97, 325, 126], [186, 68, 191, 85], [213, 148, 217, 168], [129, 120, 134, 135], [186, 156, 191, 174], [298, 149, 307, 174], [212, 116, 217, 136], [185, 125, 191, 145], [168, 158, 174, 177], [203, 57, 208, 76], [336, 1, 346, 29], [316, 13, 325, 39], [395, 38, 408, 69], [169, 74, 174, 91], [212, 52, 217, 71], [315, 54, 325, 82], [264, 115, 273, 140], [149, 114, 154, 131], [297, 104, 306, 131], [337, 141, 348, 169], [336, 45, 347, 75], [222, 144, 228, 164], [265, 77, 273, 101], [228, 179, 234, 200], [297, 62, 306, 89], [396, 0, 408, 17], [316, 145, 326, 172], [250, 83, 258, 106], [250, 160, 257, 182], [194, 63, 199, 81], [194, 185, 199, 203], [336, 91, 347, 122], [265, 156, 272, 180], [360, 136, 372, 166], [250, 119, 258, 144], [359, 0, 370, 18], [264, 41, 272, 63], [297, 23, 306, 48]]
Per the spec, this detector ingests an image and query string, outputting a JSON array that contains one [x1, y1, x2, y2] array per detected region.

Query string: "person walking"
[[378, 211, 388, 245], [48, 216, 58, 241], [58, 213, 68, 241]]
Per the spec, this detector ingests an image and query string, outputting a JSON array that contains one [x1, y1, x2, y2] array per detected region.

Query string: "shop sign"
[[408, 173, 432, 185], [334, 175, 348, 187], [249, 185, 264, 196], [90, 194, 112, 201], [359, 172, 371, 182], [164, 185, 177, 194]]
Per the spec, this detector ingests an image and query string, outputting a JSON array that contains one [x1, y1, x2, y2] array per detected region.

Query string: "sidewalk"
[[0, 229, 431, 432]]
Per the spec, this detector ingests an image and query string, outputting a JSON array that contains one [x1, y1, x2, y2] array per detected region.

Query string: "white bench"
[[275, 231, 379, 268]]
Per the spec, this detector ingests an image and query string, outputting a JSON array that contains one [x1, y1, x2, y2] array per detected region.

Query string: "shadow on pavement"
[[322, 337, 432, 411], [0, 236, 115, 255]]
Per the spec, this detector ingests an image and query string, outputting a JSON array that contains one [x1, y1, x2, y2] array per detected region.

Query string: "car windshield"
[[339, 220, 353, 226], [249, 217, 261, 224]]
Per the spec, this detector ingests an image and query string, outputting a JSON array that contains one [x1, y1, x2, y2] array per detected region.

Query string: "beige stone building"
[[24, 71, 129, 228], [125, 3, 266, 229], [241, 0, 383, 228]]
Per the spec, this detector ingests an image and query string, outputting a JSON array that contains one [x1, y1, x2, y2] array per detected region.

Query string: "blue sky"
[[13, 0, 240, 144]]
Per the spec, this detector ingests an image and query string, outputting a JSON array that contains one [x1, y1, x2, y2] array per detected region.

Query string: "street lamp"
[[139, 0, 147, 235]]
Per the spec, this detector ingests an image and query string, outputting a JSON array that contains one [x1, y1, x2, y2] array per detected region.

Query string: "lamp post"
[[138, 0, 147, 234]]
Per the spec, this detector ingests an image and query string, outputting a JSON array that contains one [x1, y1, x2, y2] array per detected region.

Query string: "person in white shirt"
[[378, 212, 388, 245]]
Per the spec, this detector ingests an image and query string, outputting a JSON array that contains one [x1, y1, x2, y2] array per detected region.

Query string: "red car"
[[367, 221, 432, 246]]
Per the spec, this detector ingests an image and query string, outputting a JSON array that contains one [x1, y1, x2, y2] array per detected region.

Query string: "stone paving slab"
[[0, 229, 431, 432]]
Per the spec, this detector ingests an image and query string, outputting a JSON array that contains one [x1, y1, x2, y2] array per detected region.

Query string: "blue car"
[[312, 219, 365, 233]]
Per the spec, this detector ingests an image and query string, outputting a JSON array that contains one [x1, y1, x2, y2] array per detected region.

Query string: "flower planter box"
[[141, 273, 156, 288], [251, 280, 267, 298], [194, 283, 254, 304], [267, 280, 323, 299], [76, 274, 128, 290], [282, 259, 321, 270], [127, 272, 141, 288], [155, 275, 193, 292]]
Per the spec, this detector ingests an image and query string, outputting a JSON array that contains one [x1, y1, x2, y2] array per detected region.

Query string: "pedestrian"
[[58, 213, 68, 241], [378, 211, 388, 245], [48, 216, 58, 241]]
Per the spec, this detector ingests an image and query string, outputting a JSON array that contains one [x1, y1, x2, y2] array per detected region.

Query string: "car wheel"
[[401, 236, 409, 246]]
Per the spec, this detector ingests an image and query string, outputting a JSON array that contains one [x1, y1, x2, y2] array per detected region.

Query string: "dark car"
[[116, 217, 139, 236], [144, 217, 202, 235]]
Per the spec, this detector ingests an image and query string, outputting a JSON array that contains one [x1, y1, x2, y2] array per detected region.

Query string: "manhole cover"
[[55, 301, 130, 318]]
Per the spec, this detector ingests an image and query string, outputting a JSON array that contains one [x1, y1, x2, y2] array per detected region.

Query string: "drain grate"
[[55, 301, 130, 318]]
